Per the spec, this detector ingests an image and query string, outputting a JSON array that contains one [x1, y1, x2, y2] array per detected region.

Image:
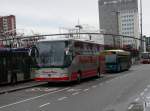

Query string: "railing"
[[0, 32, 145, 52]]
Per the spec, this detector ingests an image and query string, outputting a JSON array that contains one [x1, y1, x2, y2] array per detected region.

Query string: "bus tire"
[[117, 65, 121, 72], [97, 68, 101, 78], [77, 71, 82, 83]]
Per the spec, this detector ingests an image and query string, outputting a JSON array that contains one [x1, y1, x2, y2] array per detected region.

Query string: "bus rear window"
[[105, 54, 117, 63]]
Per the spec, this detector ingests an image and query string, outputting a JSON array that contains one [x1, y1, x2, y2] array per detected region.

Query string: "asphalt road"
[[0, 64, 150, 111]]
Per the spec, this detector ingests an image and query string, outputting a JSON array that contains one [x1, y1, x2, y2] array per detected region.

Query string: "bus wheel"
[[117, 65, 121, 72], [77, 72, 82, 83], [97, 68, 101, 78]]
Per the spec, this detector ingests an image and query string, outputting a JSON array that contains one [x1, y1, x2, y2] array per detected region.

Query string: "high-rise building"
[[145, 36, 150, 51], [0, 15, 16, 37], [98, 0, 139, 49]]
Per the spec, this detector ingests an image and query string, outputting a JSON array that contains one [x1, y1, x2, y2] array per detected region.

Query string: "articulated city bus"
[[31, 39, 104, 82], [101, 50, 131, 72], [141, 52, 150, 64], [0, 48, 10, 84]]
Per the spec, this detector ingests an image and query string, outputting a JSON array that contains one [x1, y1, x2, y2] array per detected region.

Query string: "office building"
[[98, 0, 139, 49], [0, 15, 16, 37]]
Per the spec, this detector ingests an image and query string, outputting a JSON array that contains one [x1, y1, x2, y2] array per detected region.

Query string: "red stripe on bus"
[[83, 69, 97, 77], [35, 69, 98, 82], [71, 69, 97, 80], [71, 72, 78, 81]]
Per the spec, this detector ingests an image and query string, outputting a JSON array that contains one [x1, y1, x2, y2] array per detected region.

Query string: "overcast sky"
[[0, 0, 149, 35]]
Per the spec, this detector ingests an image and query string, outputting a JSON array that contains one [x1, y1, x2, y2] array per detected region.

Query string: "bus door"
[[105, 54, 117, 72], [0, 55, 8, 84], [117, 55, 130, 70]]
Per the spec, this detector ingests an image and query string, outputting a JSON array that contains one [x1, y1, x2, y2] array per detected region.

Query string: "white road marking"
[[0, 87, 69, 109], [57, 97, 68, 101], [67, 88, 81, 92], [134, 98, 140, 102], [39, 102, 50, 108], [146, 96, 150, 99], [92, 85, 97, 88], [144, 88, 148, 92], [72, 92, 80, 96], [128, 104, 134, 110], [76, 89, 82, 91], [67, 89, 75, 92], [146, 101, 150, 107], [26, 88, 58, 92], [83, 88, 89, 92]]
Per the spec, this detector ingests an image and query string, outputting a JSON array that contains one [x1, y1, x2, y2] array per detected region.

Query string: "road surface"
[[0, 64, 150, 111]]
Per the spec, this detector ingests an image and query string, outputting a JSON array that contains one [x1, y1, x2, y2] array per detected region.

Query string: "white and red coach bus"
[[141, 52, 150, 64], [31, 38, 104, 82]]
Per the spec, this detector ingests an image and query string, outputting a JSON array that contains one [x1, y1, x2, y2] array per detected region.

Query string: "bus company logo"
[[42, 70, 57, 74]]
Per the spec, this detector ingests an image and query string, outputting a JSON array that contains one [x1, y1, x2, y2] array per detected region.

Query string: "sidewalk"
[[0, 81, 46, 95], [131, 58, 140, 65]]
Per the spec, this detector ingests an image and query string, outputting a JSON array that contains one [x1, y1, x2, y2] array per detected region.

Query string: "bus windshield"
[[36, 41, 67, 67], [105, 54, 117, 64]]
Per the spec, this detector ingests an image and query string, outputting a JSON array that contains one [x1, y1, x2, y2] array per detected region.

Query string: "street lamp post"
[[140, 0, 143, 52], [75, 25, 82, 39], [115, 11, 120, 35], [112, 11, 120, 48]]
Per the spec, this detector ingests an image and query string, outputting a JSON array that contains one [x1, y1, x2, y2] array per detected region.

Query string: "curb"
[[0, 83, 46, 95]]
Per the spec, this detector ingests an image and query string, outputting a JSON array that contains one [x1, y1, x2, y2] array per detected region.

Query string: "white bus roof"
[[102, 49, 130, 55]]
